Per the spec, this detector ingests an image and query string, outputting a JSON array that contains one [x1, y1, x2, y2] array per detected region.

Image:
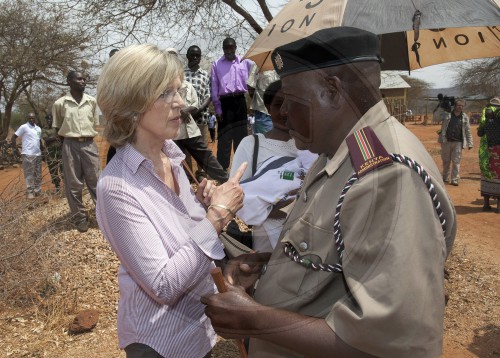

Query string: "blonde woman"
[[96, 44, 246, 358]]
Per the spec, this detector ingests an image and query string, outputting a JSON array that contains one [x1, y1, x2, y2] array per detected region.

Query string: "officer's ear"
[[324, 75, 342, 108]]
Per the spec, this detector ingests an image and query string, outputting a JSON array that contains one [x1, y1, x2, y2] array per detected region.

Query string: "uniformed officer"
[[202, 27, 457, 358]]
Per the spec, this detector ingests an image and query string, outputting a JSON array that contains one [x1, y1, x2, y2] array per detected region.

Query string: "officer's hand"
[[224, 252, 272, 293], [201, 284, 261, 339], [216, 114, 223, 122]]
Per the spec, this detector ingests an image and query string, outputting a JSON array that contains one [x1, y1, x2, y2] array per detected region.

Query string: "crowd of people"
[[8, 25, 499, 358]]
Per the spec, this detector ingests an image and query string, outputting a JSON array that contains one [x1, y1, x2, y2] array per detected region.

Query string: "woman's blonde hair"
[[97, 44, 184, 147]]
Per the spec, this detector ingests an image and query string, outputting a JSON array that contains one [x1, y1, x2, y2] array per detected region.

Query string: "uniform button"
[[261, 264, 267, 275], [299, 241, 308, 252], [303, 192, 307, 202]]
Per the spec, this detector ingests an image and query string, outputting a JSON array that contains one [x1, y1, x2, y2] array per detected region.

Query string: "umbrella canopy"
[[245, 0, 500, 71]]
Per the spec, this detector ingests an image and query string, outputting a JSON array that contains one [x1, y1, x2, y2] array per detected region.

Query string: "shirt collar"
[[185, 67, 206, 75], [219, 54, 242, 64], [63, 92, 92, 105], [323, 100, 391, 176], [118, 140, 186, 174]]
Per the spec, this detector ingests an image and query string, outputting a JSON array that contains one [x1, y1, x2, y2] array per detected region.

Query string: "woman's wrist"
[[208, 204, 236, 217], [206, 206, 231, 235]]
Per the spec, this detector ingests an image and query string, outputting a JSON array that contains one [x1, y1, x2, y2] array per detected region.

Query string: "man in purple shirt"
[[211, 37, 254, 172]]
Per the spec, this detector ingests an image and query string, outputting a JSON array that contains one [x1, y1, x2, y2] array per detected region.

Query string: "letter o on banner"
[[281, 19, 295, 33], [455, 34, 469, 45]]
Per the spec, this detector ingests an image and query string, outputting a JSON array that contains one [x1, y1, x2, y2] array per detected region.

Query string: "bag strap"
[[252, 134, 259, 175]]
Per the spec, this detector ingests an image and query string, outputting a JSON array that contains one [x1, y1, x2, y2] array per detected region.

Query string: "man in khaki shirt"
[[52, 70, 100, 232], [202, 27, 456, 358]]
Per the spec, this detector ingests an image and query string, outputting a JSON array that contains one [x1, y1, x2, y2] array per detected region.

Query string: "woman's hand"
[[196, 178, 217, 208], [206, 162, 248, 234]]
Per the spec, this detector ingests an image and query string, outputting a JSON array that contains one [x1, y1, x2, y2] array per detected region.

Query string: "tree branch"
[[256, 0, 273, 22], [221, 0, 263, 34]]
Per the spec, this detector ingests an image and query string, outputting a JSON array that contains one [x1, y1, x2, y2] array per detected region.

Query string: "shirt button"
[[261, 264, 267, 275], [299, 241, 308, 252], [303, 191, 307, 202]]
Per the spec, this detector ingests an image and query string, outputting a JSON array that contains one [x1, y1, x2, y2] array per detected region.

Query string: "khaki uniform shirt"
[[52, 93, 99, 138], [251, 101, 456, 358], [175, 81, 201, 140]]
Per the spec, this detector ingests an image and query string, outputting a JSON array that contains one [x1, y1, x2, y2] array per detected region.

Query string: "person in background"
[[52, 70, 100, 233], [167, 48, 228, 183], [210, 37, 253, 172], [184, 45, 214, 181], [247, 62, 280, 134], [208, 111, 216, 143], [247, 112, 255, 135], [202, 27, 456, 358], [433, 93, 455, 124], [438, 98, 473, 186], [41, 113, 63, 194], [96, 43, 247, 358], [11, 113, 43, 199], [230, 80, 301, 252], [106, 48, 119, 164], [478, 97, 500, 212]]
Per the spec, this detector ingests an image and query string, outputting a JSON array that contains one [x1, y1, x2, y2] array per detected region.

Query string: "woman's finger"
[[230, 162, 248, 183]]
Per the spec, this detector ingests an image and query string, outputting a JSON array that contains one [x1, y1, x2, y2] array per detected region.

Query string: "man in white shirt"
[[11, 113, 43, 199]]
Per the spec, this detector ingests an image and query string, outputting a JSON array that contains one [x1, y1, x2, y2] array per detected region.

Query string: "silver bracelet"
[[208, 204, 236, 217]]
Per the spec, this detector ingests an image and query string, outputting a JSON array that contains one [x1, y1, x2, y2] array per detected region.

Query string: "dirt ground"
[[0, 121, 498, 357]]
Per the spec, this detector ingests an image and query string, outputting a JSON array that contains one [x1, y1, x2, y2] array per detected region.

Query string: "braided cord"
[[283, 154, 447, 273]]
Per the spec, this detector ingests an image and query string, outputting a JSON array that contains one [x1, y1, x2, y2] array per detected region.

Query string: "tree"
[[0, 0, 93, 139], [53, 0, 285, 55], [453, 58, 500, 98], [401, 75, 432, 115]]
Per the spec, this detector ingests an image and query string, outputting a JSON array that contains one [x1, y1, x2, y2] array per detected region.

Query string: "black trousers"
[[209, 127, 216, 142], [175, 135, 228, 183], [217, 95, 248, 171]]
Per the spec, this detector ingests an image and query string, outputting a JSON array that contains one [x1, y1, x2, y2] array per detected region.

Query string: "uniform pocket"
[[277, 215, 339, 296]]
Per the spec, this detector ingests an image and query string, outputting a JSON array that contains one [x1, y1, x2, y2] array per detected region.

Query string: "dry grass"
[[0, 165, 498, 357], [0, 171, 121, 357]]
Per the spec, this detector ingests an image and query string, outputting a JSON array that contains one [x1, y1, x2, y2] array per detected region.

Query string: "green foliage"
[[9, 112, 24, 131]]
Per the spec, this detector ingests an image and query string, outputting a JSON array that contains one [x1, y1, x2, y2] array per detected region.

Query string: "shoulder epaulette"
[[346, 126, 392, 178]]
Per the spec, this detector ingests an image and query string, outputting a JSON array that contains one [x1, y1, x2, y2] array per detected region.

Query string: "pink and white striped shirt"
[[96, 140, 224, 358]]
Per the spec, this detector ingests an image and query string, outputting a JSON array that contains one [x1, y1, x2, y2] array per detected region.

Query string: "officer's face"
[[280, 70, 355, 156]]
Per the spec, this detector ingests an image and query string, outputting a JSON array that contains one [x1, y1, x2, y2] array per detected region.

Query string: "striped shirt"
[[96, 140, 224, 358], [184, 67, 211, 125]]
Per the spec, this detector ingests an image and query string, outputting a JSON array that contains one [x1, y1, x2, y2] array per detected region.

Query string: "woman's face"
[[136, 77, 185, 144]]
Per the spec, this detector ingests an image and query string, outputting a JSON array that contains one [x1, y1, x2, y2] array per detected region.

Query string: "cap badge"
[[274, 53, 284, 70]]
